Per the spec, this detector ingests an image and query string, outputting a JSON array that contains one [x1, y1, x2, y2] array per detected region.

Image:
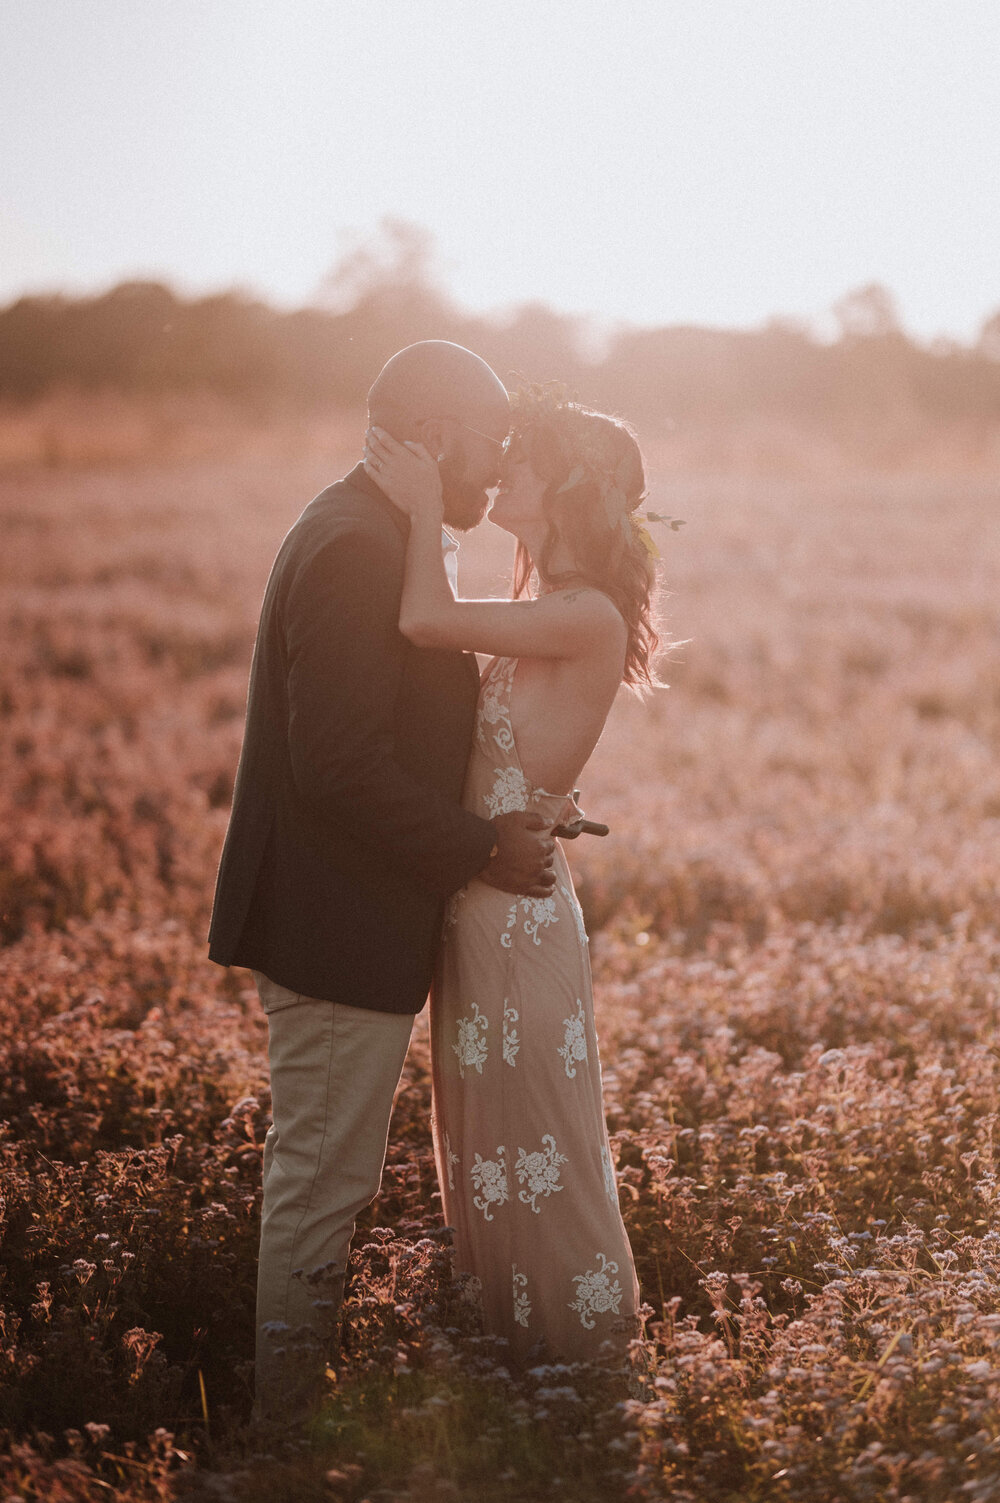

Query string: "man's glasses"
[[436, 416, 511, 455]]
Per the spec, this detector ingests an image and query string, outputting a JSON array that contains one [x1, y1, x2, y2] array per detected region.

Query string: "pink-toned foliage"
[[1, 444, 998, 1500]]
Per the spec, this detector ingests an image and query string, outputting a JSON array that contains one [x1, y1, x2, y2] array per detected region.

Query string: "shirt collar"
[[441, 525, 460, 594]]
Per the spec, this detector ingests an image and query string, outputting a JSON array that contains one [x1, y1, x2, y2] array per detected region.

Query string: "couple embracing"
[[209, 340, 660, 1424]]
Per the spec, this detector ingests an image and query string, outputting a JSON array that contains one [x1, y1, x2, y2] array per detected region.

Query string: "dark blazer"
[[208, 463, 495, 1012]]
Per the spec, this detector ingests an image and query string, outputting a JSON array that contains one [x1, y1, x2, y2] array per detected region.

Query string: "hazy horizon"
[[5, 0, 1000, 341]]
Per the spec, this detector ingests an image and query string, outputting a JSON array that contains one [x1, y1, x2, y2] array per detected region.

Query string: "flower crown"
[[509, 382, 684, 560]]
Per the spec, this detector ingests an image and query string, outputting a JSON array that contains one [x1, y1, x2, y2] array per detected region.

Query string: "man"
[[208, 340, 555, 1423]]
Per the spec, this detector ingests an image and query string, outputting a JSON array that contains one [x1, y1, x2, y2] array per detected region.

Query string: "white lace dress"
[[430, 655, 640, 1365]]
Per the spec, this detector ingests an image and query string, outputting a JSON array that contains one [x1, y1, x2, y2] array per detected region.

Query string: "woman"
[[364, 388, 662, 1367]]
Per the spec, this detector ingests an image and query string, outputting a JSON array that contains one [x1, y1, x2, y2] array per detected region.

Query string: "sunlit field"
[[1, 421, 999, 1502]]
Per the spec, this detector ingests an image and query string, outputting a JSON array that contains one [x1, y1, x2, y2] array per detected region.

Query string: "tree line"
[[3, 233, 1000, 440]]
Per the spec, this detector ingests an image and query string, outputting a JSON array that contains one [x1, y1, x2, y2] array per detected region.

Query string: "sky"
[[3, 0, 999, 342]]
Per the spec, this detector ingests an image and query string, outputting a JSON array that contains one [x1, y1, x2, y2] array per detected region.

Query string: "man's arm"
[[283, 527, 497, 897]]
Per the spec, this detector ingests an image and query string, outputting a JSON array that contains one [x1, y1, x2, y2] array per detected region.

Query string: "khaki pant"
[[252, 971, 413, 1422]]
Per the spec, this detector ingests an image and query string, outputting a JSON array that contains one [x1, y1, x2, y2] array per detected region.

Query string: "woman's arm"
[[402, 512, 622, 657], [364, 429, 626, 660]]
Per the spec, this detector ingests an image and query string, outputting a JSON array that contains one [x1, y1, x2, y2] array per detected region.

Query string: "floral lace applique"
[[500, 896, 558, 949], [471, 1146, 508, 1222], [559, 998, 588, 1079], [484, 765, 530, 818], [443, 887, 467, 937], [512, 1264, 531, 1328], [600, 1142, 618, 1205], [569, 1252, 624, 1329], [453, 1001, 488, 1079], [500, 900, 518, 949], [520, 895, 558, 945], [477, 657, 516, 755], [502, 1001, 520, 1066], [515, 1134, 567, 1214], [444, 1131, 460, 1191]]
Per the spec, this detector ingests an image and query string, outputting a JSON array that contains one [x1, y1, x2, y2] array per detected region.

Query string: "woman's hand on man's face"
[[364, 427, 444, 521]]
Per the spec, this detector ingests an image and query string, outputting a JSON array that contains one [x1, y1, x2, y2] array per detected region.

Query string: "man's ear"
[[417, 417, 447, 459]]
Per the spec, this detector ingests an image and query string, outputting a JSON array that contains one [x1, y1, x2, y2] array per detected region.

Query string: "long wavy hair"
[[507, 386, 663, 691]]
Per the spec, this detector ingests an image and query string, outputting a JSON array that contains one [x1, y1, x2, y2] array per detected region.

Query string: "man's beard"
[[439, 453, 490, 532]]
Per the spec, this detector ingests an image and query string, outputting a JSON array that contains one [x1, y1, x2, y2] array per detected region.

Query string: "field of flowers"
[[1, 426, 999, 1501]]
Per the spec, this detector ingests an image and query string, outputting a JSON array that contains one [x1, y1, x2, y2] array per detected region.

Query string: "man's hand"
[[480, 811, 556, 898]]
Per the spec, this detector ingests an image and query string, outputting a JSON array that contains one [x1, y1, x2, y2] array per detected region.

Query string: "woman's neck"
[[521, 529, 578, 588]]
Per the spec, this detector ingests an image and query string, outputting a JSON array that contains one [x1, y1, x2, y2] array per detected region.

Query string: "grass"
[[1, 425, 998, 1500]]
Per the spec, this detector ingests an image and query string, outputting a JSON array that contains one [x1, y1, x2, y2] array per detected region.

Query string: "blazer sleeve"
[[283, 527, 496, 896]]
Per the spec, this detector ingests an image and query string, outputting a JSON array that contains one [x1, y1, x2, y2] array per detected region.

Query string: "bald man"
[[208, 341, 555, 1425]]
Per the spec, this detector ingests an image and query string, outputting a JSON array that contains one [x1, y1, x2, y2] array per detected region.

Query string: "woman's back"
[[502, 591, 627, 796]]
